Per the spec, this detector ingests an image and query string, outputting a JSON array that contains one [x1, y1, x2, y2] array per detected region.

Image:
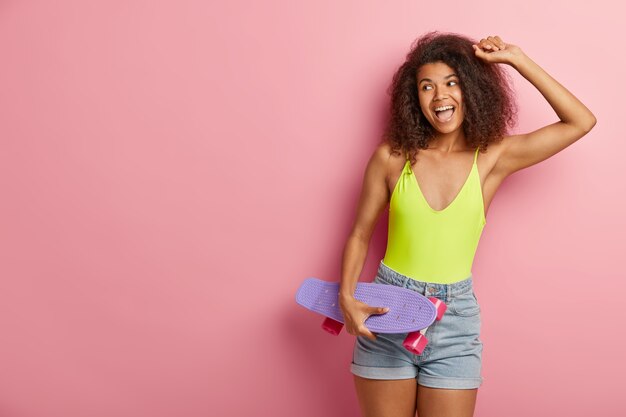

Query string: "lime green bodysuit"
[[381, 147, 486, 284]]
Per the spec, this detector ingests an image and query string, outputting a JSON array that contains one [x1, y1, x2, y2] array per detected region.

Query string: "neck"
[[427, 130, 469, 153]]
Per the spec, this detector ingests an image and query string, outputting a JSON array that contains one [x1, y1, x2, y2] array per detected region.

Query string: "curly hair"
[[382, 30, 518, 166]]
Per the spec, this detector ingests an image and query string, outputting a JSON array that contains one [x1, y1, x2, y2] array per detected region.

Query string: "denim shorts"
[[350, 259, 484, 389]]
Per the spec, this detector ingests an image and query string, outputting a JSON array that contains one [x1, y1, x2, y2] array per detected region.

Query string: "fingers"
[[477, 35, 506, 52], [493, 35, 506, 49], [372, 306, 390, 315], [345, 306, 388, 339], [362, 327, 377, 341], [358, 305, 388, 338], [346, 324, 376, 340]]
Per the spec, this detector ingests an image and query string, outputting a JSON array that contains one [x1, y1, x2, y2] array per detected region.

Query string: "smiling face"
[[416, 61, 465, 134]]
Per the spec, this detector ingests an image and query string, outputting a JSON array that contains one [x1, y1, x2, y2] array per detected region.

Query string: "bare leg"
[[353, 375, 417, 417], [416, 384, 478, 417]]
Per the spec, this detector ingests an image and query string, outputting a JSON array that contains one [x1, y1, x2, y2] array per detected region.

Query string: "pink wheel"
[[321, 317, 344, 335], [428, 297, 447, 321], [403, 329, 429, 355]]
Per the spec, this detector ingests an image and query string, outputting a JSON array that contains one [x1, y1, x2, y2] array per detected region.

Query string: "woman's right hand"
[[339, 295, 389, 341]]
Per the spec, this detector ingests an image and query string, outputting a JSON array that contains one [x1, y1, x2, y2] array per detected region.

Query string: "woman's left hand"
[[472, 35, 524, 66]]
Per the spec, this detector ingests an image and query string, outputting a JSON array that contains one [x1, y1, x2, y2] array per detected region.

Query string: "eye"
[[422, 81, 458, 91]]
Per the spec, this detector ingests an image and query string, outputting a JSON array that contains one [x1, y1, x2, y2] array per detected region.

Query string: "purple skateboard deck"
[[296, 277, 437, 333]]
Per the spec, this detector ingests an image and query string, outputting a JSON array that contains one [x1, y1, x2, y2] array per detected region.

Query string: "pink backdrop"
[[0, 1, 623, 416]]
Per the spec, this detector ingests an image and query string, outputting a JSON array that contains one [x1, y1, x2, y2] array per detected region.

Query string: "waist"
[[377, 259, 474, 294]]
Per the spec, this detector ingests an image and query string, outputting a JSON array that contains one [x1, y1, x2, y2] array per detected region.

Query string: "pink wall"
[[0, 1, 623, 416]]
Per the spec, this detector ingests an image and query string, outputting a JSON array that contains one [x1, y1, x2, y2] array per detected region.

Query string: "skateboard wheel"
[[403, 330, 428, 355], [428, 297, 447, 321], [321, 317, 344, 335]]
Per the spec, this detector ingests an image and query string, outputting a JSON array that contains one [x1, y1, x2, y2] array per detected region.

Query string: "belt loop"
[[402, 276, 410, 288]]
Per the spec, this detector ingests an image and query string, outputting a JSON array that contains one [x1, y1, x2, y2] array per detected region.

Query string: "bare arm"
[[336, 143, 392, 340], [474, 36, 597, 178], [338, 143, 390, 301]]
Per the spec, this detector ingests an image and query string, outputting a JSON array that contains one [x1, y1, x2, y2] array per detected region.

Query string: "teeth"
[[434, 105, 454, 112]]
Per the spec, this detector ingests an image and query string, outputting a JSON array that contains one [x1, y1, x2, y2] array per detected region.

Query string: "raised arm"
[[473, 36, 597, 178]]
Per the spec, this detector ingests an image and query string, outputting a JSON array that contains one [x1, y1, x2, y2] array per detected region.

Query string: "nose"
[[434, 87, 449, 101]]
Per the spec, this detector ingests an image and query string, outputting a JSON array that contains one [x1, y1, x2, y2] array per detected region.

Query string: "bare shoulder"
[[368, 141, 407, 185], [372, 141, 393, 162], [367, 142, 392, 180], [376, 141, 405, 159], [371, 141, 406, 178], [349, 142, 394, 241]]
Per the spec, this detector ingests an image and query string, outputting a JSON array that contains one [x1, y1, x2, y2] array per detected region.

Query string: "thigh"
[[353, 375, 417, 417], [417, 290, 483, 389], [417, 385, 478, 417]]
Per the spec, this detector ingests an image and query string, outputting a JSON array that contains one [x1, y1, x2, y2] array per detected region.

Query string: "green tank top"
[[381, 147, 486, 284]]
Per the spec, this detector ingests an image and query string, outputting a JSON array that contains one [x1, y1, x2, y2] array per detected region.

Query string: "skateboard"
[[295, 278, 447, 355]]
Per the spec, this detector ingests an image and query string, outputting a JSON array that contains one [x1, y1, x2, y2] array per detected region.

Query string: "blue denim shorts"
[[350, 259, 484, 389]]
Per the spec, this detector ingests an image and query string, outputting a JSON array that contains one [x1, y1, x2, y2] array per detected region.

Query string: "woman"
[[338, 32, 596, 417]]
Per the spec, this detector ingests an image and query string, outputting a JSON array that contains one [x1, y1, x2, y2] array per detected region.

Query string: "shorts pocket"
[[450, 290, 480, 317]]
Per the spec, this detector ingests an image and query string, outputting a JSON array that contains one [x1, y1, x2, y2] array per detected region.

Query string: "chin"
[[431, 121, 462, 134]]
